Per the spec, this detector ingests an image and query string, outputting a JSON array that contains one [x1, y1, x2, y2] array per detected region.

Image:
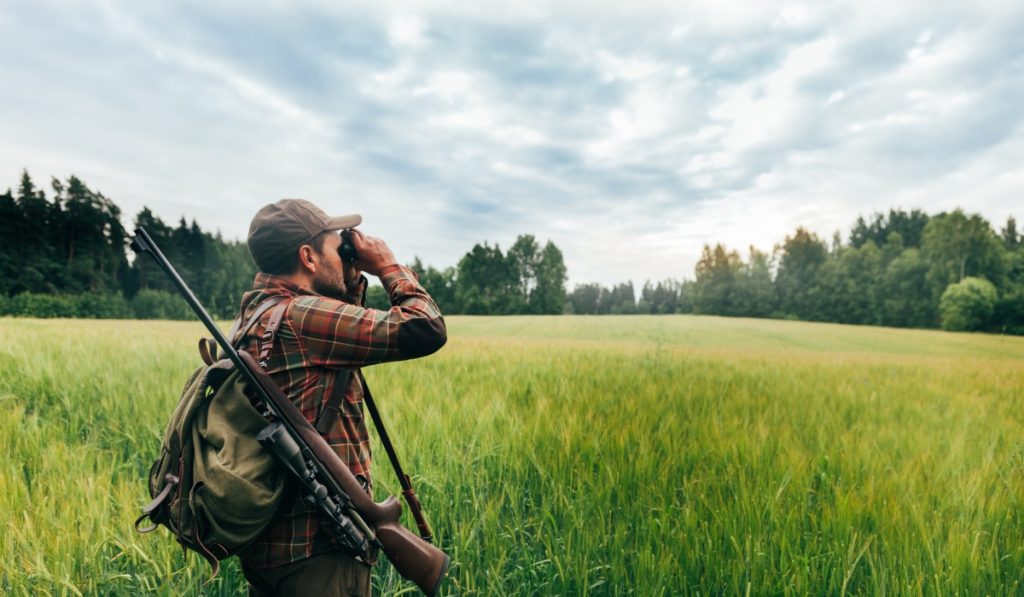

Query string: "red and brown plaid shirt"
[[235, 264, 446, 568]]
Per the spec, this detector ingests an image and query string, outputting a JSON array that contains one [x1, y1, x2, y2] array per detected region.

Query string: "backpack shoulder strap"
[[199, 297, 289, 366], [199, 297, 291, 368], [234, 296, 288, 348], [256, 298, 292, 367], [199, 296, 288, 366], [225, 316, 245, 347]]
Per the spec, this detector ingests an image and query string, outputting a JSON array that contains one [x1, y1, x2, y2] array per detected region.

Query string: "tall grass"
[[1, 316, 1023, 595]]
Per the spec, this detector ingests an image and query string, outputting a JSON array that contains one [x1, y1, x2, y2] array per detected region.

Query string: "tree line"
[[0, 171, 568, 320], [1, 171, 1020, 334], [566, 208, 1023, 334], [0, 171, 256, 319]]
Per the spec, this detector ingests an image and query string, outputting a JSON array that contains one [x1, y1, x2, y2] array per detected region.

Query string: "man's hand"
[[348, 230, 399, 277]]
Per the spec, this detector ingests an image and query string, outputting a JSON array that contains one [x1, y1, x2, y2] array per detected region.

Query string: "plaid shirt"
[[235, 264, 446, 568]]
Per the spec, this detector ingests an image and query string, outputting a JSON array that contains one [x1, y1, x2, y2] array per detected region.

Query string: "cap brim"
[[324, 214, 362, 230]]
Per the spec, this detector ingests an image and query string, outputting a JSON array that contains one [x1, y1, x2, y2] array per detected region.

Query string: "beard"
[[312, 265, 348, 299]]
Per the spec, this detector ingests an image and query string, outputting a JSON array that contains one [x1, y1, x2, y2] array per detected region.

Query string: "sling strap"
[[357, 371, 434, 542], [315, 368, 353, 434]]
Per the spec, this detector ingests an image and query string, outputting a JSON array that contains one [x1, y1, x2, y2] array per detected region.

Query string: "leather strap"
[[135, 473, 180, 533], [198, 338, 218, 366], [315, 368, 353, 434], [238, 296, 345, 433], [226, 316, 244, 347], [258, 300, 290, 367], [235, 296, 287, 348], [358, 371, 434, 542], [198, 297, 285, 366]]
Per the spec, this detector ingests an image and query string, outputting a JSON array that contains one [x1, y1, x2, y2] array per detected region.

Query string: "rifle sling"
[[358, 372, 434, 542], [315, 368, 353, 434], [357, 373, 405, 489]]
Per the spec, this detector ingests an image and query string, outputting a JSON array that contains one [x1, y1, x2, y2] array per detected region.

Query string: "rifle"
[[130, 226, 449, 596]]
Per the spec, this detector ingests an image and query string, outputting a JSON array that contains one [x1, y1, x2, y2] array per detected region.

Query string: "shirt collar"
[[251, 272, 314, 297]]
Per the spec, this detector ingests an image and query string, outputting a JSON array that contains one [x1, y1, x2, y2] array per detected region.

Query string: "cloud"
[[1, 0, 1022, 288]]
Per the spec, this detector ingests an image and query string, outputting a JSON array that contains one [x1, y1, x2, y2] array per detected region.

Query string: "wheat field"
[[1, 315, 1023, 595]]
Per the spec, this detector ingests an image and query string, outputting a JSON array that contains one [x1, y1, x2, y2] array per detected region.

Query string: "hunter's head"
[[247, 199, 360, 297]]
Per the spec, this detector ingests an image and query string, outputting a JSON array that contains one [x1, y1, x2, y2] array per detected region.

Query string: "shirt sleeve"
[[284, 265, 447, 368]]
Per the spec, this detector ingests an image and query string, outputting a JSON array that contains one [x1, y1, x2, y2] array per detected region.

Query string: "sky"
[[1, 0, 1022, 287]]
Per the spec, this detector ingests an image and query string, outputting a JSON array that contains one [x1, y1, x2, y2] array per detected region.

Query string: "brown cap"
[[247, 199, 361, 271]]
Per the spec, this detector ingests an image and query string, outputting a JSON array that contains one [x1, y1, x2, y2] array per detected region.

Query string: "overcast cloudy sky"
[[1, 0, 1022, 286]]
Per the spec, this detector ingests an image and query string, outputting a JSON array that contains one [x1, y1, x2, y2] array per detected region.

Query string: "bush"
[[5, 293, 78, 318], [131, 289, 193, 320], [939, 277, 997, 332], [0, 292, 137, 318], [73, 292, 132, 319]]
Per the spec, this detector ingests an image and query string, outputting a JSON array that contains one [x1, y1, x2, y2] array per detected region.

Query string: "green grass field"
[[2, 315, 1024, 595]]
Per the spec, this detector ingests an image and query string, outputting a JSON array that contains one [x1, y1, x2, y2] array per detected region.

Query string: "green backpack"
[[135, 297, 291, 575]]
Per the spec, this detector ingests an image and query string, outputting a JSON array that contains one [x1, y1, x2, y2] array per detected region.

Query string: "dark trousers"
[[242, 552, 372, 597]]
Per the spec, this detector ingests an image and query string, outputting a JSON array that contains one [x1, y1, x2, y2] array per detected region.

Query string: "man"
[[237, 198, 446, 596]]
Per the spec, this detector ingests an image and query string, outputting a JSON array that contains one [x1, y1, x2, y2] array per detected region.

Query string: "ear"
[[298, 244, 319, 274]]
